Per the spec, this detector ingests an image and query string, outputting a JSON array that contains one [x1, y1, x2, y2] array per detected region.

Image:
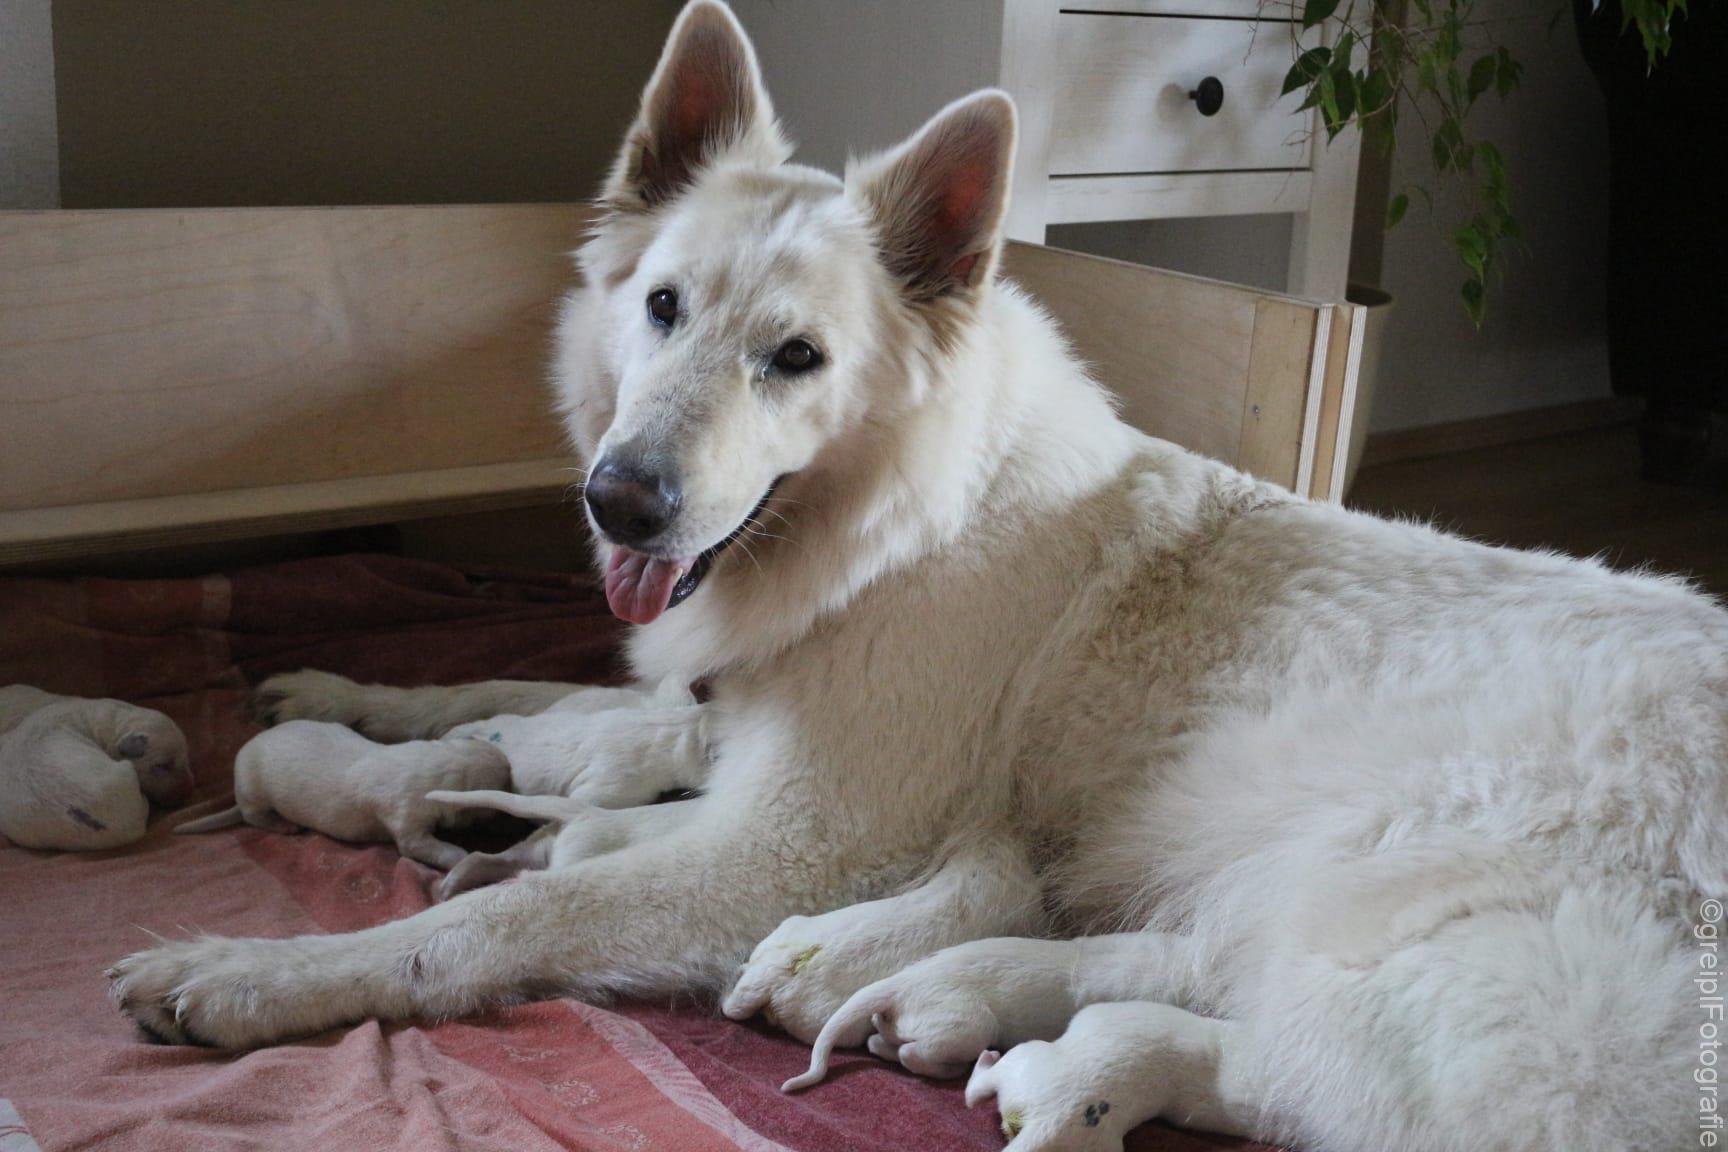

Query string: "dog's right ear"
[[603, 0, 789, 212], [847, 90, 1018, 308]]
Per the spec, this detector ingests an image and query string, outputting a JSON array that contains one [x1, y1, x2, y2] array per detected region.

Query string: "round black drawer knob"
[[1188, 76, 1225, 117]]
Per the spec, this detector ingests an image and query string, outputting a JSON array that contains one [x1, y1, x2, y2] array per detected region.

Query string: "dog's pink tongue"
[[603, 549, 690, 625]]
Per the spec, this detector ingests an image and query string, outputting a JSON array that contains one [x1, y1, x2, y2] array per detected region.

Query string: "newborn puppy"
[[782, 938, 1085, 1091], [0, 685, 194, 851], [176, 720, 509, 870], [446, 673, 704, 806]]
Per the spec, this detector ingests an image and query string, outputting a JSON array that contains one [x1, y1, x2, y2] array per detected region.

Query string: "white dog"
[[111, 4, 1721, 1149], [175, 721, 509, 871]]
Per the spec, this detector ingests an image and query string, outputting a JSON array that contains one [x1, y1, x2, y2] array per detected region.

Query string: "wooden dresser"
[[731, 0, 1362, 300]]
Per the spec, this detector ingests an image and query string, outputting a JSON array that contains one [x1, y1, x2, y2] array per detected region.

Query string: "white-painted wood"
[[1050, 13, 1318, 176], [1061, 0, 1300, 18], [1288, 119, 1362, 299], [1047, 169, 1312, 223], [1000, 0, 1062, 242]]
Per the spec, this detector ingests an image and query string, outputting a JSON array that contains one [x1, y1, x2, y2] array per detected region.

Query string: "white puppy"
[[445, 673, 704, 805], [176, 720, 509, 870], [0, 685, 193, 851]]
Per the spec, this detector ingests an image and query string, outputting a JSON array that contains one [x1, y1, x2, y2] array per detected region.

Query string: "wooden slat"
[[1004, 241, 1263, 468], [1305, 302, 1358, 501], [0, 458, 575, 566], [1004, 240, 1328, 490], [1236, 298, 1320, 488], [1045, 170, 1314, 225], [0, 209, 1350, 564], [0, 204, 596, 514]]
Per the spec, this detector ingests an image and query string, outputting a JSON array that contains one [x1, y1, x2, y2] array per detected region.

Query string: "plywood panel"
[[1003, 241, 1265, 466], [1237, 298, 1320, 488], [0, 204, 596, 514], [0, 208, 1348, 564]]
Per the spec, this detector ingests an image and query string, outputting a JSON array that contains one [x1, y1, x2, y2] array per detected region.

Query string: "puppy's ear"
[[848, 90, 1018, 305], [604, 0, 789, 211]]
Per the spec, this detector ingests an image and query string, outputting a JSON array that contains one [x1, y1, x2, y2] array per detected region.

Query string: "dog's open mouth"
[[601, 482, 781, 626]]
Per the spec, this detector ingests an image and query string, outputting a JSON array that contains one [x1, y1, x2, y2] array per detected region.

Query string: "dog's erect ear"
[[848, 90, 1018, 304], [604, 0, 788, 211]]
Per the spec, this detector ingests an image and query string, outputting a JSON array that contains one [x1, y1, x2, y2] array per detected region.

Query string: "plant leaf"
[[1387, 192, 1409, 228], [1302, 0, 1342, 28], [1462, 277, 1485, 325], [1281, 46, 1332, 95], [1494, 47, 1522, 98], [1467, 54, 1497, 102]]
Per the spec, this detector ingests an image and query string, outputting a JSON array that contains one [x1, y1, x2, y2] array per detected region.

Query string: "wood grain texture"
[[0, 208, 1347, 564], [0, 205, 594, 514], [1005, 240, 1263, 467], [1237, 298, 1320, 487], [1004, 239, 1339, 491], [0, 459, 574, 566]]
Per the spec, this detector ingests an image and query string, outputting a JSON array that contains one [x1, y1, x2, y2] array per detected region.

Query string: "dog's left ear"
[[603, 0, 789, 211], [848, 90, 1018, 305]]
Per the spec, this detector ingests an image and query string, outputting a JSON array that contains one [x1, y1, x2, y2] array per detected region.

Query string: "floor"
[[1349, 422, 1728, 600]]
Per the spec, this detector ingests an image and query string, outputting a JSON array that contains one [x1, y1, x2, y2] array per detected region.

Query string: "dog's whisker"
[[744, 521, 802, 551], [755, 505, 796, 530], [733, 535, 766, 576]]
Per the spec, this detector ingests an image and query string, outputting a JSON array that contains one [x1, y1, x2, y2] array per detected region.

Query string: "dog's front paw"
[[247, 669, 366, 731], [723, 910, 911, 1043], [108, 936, 314, 1049], [965, 1046, 1126, 1152]]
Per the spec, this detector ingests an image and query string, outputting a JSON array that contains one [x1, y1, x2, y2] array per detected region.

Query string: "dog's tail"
[[781, 979, 897, 1093], [174, 806, 243, 834], [424, 788, 587, 823]]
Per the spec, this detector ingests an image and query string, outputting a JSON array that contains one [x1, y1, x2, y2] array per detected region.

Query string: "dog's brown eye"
[[647, 288, 678, 328], [772, 339, 822, 374]]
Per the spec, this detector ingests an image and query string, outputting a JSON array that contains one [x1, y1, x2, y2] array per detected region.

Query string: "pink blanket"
[[0, 555, 1264, 1152]]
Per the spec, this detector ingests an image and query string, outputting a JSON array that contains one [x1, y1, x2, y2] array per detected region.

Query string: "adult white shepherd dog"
[[112, 4, 1722, 1148]]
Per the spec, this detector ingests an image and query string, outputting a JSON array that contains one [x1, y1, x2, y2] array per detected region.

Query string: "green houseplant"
[[1279, 0, 1685, 323]]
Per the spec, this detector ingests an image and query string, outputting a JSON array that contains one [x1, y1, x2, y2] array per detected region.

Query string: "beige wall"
[[1363, 1, 1612, 432], [51, 0, 680, 208], [0, 0, 60, 208]]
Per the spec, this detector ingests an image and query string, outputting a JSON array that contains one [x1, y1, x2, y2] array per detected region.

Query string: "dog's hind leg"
[[723, 830, 1047, 1044], [248, 670, 594, 741], [964, 1002, 1260, 1150]]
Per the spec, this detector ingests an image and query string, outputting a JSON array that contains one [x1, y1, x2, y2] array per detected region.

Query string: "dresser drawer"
[[1050, 13, 1317, 177]]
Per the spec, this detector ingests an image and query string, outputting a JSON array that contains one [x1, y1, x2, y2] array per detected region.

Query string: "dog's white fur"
[[175, 720, 510, 871], [111, 4, 1720, 1148], [0, 685, 193, 851]]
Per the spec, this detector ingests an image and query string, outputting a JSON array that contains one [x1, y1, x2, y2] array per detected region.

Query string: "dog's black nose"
[[585, 456, 681, 547]]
